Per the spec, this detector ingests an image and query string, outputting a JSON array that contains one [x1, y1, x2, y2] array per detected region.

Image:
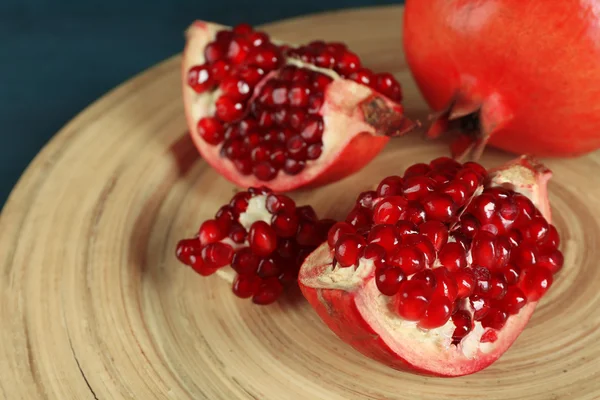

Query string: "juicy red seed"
[[257, 257, 282, 278], [455, 269, 476, 299], [432, 267, 458, 302], [388, 246, 426, 274], [335, 234, 366, 267], [502, 287, 528, 314], [367, 224, 400, 252], [418, 221, 448, 251], [404, 163, 432, 178], [204, 41, 226, 63], [198, 219, 225, 244], [288, 82, 311, 107], [231, 248, 260, 275], [249, 31, 269, 47], [247, 186, 272, 195], [269, 81, 288, 105], [251, 144, 272, 163], [286, 135, 308, 161], [419, 296, 453, 329], [396, 221, 418, 236], [249, 221, 277, 256], [253, 162, 278, 181], [403, 234, 436, 268], [190, 257, 219, 276], [349, 68, 373, 86], [297, 221, 322, 246], [498, 198, 519, 227], [456, 168, 481, 192], [227, 37, 250, 64], [507, 229, 522, 247], [233, 22, 253, 34], [277, 238, 298, 259], [438, 242, 467, 271], [375, 72, 402, 102], [440, 181, 469, 206], [376, 176, 403, 197], [278, 268, 297, 287], [539, 225, 560, 251], [470, 193, 497, 223], [346, 206, 372, 230], [327, 222, 356, 248], [210, 60, 230, 81], [463, 161, 488, 179], [452, 310, 473, 342], [252, 277, 284, 305], [453, 234, 472, 251], [470, 295, 491, 321], [220, 76, 251, 101], [244, 132, 261, 147], [307, 94, 324, 114], [315, 51, 336, 68], [355, 191, 376, 209], [481, 308, 508, 330], [299, 116, 324, 144], [187, 64, 214, 93], [503, 264, 521, 285], [201, 242, 234, 268], [197, 117, 225, 145], [176, 238, 201, 265], [234, 158, 253, 175], [375, 267, 406, 296], [232, 275, 261, 298], [237, 65, 264, 86], [336, 51, 362, 75], [514, 194, 537, 226], [306, 144, 323, 160], [270, 145, 287, 167], [513, 244, 539, 268], [480, 329, 498, 343], [215, 96, 245, 122], [429, 156, 462, 172], [456, 214, 480, 238], [228, 223, 247, 244], [521, 216, 550, 243], [519, 266, 553, 301], [427, 170, 453, 185], [422, 193, 455, 222], [394, 280, 432, 320], [265, 194, 296, 214], [402, 176, 435, 201], [473, 265, 492, 295], [488, 275, 508, 300], [283, 159, 306, 175], [373, 196, 408, 224], [362, 243, 387, 268], [271, 212, 299, 238], [229, 192, 250, 213], [292, 68, 311, 82], [471, 231, 511, 270], [297, 205, 318, 221], [412, 269, 437, 289], [289, 108, 308, 129], [537, 250, 564, 274]]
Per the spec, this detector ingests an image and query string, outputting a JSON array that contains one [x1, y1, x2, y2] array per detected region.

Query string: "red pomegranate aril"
[[488, 275, 508, 300], [247, 45, 282, 71], [427, 170, 452, 185], [201, 242, 234, 268], [336, 51, 361, 74], [537, 250, 564, 274], [403, 234, 436, 268], [297, 205, 318, 221], [315, 51, 336, 68], [388, 246, 426, 274], [451, 310, 473, 342], [264, 194, 294, 214], [277, 238, 298, 259], [394, 280, 432, 320], [455, 214, 480, 238], [367, 224, 400, 253], [463, 162, 488, 180], [346, 206, 372, 230], [471, 193, 498, 223], [253, 162, 278, 181], [197, 117, 225, 145], [210, 60, 230, 81], [335, 234, 366, 267], [503, 264, 521, 285], [396, 221, 418, 236], [313, 73, 333, 91], [229, 192, 250, 213], [252, 277, 284, 305], [257, 257, 282, 278], [513, 194, 537, 227], [248, 221, 277, 256], [307, 94, 324, 114], [300, 117, 324, 144], [419, 296, 453, 329], [455, 269, 476, 298], [471, 231, 510, 270], [349, 68, 373, 86], [412, 269, 437, 289], [327, 222, 356, 248], [287, 135, 308, 161], [519, 266, 553, 301], [470, 295, 491, 321], [269, 145, 287, 167], [288, 82, 311, 107], [438, 242, 467, 271], [176, 238, 201, 265], [271, 212, 299, 238], [403, 163, 431, 178], [472, 265, 492, 295], [283, 159, 306, 175], [429, 156, 461, 172], [376, 176, 403, 197], [521, 216, 550, 243], [373, 196, 407, 224], [204, 41, 226, 63], [432, 267, 458, 302], [481, 308, 508, 330], [227, 37, 250, 64], [250, 144, 271, 163], [232, 274, 261, 298], [231, 248, 260, 275], [362, 243, 388, 268], [288, 108, 307, 129], [417, 221, 448, 251], [215, 96, 245, 122], [191, 257, 219, 276], [456, 168, 482, 193], [357, 191, 377, 209], [188, 64, 214, 93], [233, 22, 253, 34], [297, 221, 322, 246], [440, 181, 469, 206], [375, 267, 406, 296], [198, 219, 225, 245], [513, 244, 539, 268], [539, 225, 560, 251], [234, 158, 253, 175], [402, 176, 435, 201], [375, 72, 403, 102], [249, 31, 269, 47], [220, 77, 251, 101], [306, 144, 323, 160], [502, 287, 528, 315], [422, 194, 455, 222], [237, 65, 264, 86]]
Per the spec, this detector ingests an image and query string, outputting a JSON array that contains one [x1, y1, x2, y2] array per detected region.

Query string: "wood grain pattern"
[[1, 5, 599, 399]]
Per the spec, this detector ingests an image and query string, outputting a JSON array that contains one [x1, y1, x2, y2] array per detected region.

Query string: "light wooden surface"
[[1, 5, 599, 399]]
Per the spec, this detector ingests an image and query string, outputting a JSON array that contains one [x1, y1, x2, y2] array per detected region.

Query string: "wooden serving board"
[[1, 5, 599, 399]]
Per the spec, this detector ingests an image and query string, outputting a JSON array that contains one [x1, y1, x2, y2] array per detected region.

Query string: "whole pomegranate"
[[299, 156, 563, 376], [183, 22, 414, 192], [403, 0, 600, 158]]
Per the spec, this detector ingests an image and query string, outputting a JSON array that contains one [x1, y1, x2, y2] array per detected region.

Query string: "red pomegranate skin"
[[403, 0, 600, 157]]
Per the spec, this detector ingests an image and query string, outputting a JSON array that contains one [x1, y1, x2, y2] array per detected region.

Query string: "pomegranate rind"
[[299, 156, 553, 376], [182, 21, 411, 191]]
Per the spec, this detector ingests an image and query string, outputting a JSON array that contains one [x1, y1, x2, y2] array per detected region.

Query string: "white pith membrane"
[[182, 21, 406, 190], [299, 156, 553, 376]]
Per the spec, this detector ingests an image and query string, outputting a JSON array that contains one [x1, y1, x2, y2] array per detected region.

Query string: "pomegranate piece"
[[176, 187, 331, 305], [299, 156, 564, 376], [182, 21, 414, 192]]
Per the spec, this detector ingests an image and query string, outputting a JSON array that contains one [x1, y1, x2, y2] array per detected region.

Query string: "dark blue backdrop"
[[0, 0, 402, 207]]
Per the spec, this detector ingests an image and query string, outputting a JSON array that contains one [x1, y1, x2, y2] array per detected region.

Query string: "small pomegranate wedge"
[[176, 187, 333, 305], [182, 21, 414, 191], [299, 156, 562, 376]]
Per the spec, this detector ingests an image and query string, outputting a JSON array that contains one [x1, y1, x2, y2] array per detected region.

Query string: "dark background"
[[0, 0, 402, 207]]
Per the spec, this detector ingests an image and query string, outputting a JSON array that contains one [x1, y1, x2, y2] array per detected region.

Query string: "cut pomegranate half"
[[182, 21, 415, 191], [299, 156, 562, 376], [176, 187, 333, 305]]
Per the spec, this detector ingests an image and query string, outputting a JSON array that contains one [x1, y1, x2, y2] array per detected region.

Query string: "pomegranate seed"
[[229, 192, 250, 213], [537, 250, 564, 273], [306, 144, 323, 160], [429, 156, 461, 171], [453, 234, 472, 251], [289, 108, 308, 129], [455, 269, 476, 298], [220, 76, 251, 101], [403, 164, 431, 180], [355, 191, 376, 209], [253, 162, 278, 181], [376, 176, 403, 197], [539, 224, 560, 251], [470, 295, 491, 320], [419, 296, 453, 329], [277, 238, 298, 259], [480, 329, 498, 343], [472, 265, 492, 295], [346, 206, 372, 230], [175, 238, 201, 265], [394, 280, 432, 320], [498, 198, 519, 229], [257, 257, 282, 278], [297, 205, 317, 221], [422, 194, 455, 222], [292, 68, 311, 82], [375, 267, 406, 296], [237, 65, 264, 86], [432, 267, 458, 302], [283, 159, 306, 175], [427, 170, 453, 185], [502, 287, 528, 314], [396, 221, 418, 236], [412, 269, 437, 289], [388, 246, 426, 274], [362, 243, 387, 268], [375, 72, 402, 102], [307, 94, 324, 114], [506, 229, 522, 247], [451, 310, 473, 343], [519, 266, 553, 301], [336, 51, 361, 75], [456, 167, 482, 193], [271, 212, 299, 238], [327, 222, 356, 248], [231, 248, 260, 275], [312, 73, 333, 91], [349, 68, 373, 86], [265, 194, 295, 214], [204, 41, 226, 63], [227, 37, 250, 64], [288, 82, 311, 108], [403, 234, 436, 267], [471, 231, 511, 270], [373, 196, 408, 224], [438, 242, 467, 271], [463, 161, 487, 179], [297, 221, 322, 246], [521, 216, 550, 243], [402, 176, 435, 201], [191, 257, 219, 276], [187, 64, 214, 93], [367, 224, 400, 253], [455, 214, 480, 238], [440, 181, 469, 206], [197, 117, 225, 145], [215, 96, 245, 122], [335, 234, 365, 267], [488, 275, 508, 299], [233, 23, 253, 34], [249, 31, 269, 47], [278, 268, 297, 287], [198, 219, 224, 244], [234, 158, 252, 175], [315, 51, 336, 68], [286, 135, 308, 161], [300, 116, 324, 144], [232, 275, 261, 298], [481, 308, 508, 330], [512, 244, 539, 268], [201, 242, 234, 268], [249, 221, 277, 256], [470, 193, 498, 223], [250, 144, 272, 163], [252, 277, 284, 305], [210, 60, 230, 81], [503, 264, 521, 285], [513, 194, 536, 227]]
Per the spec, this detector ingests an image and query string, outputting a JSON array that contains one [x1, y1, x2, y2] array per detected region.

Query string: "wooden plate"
[[1, 5, 599, 399]]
